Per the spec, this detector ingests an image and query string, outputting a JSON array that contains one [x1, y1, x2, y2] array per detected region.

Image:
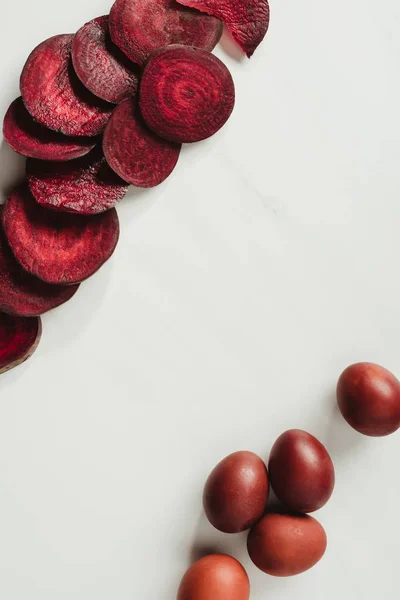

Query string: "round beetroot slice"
[[20, 34, 114, 137], [139, 45, 235, 143], [3, 186, 120, 286], [176, 0, 270, 57], [0, 210, 79, 317], [103, 98, 181, 187], [3, 97, 96, 161], [0, 313, 41, 375], [109, 0, 223, 65], [72, 16, 139, 104], [27, 148, 129, 215]]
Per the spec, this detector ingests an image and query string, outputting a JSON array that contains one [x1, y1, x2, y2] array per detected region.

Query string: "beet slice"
[[72, 16, 139, 104], [20, 34, 114, 137], [3, 185, 119, 286], [139, 45, 235, 143], [27, 148, 129, 215], [109, 0, 223, 65], [103, 98, 181, 187], [176, 0, 270, 57], [0, 210, 79, 317], [0, 313, 41, 374], [3, 97, 96, 161]]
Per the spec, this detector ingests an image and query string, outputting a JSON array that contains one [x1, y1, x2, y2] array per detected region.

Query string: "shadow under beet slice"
[[0, 210, 79, 317], [0, 312, 41, 374], [20, 34, 114, 137], [109, 0, 223, 65], [3, 98, 96, 161], [72, 16, 139, 104], [176, 0, 270, 57], [3, 186, 120, 286], [103, 98, 181, 187], [27, 148, 129, 215], [139, 45, 235, 143]]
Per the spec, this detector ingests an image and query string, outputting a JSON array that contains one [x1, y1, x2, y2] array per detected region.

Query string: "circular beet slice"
[[3, 186, 120, 286], [3, 98, 96, 161], [27, 148, 129, 215], [0, 210, 79, 317], [20, 34, 114, 137], [109, 0, 223, 65], [103, 98, 181, 187], [139, 45, 235, 143], [72, 16, 139, 104], [0, 313, 41, 374]]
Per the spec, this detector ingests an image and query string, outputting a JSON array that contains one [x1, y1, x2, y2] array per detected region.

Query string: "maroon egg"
[[337, 362, 400, 437], [268, 430, 335, 513], [177, 554, 250, 600], [203, 451, 269, 533], [247, 512, 327, 577]]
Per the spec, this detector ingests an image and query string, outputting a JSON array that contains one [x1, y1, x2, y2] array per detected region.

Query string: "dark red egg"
[[268, 430, 335, 513], [247, 512, 327, 577], [177, 554, 250, 600], [203, 451, 269, 533], [337, 362, 400, 437]]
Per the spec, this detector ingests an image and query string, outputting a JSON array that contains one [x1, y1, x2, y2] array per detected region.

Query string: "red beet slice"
[[139, 45, 235, 143], [3, 185, 119, 286], [72, 16, 139, 104], [0, 313, 41, 374], [27, 148, 129, 215], [3, 98, 96, 161], [176, 0, 270, 57], [20, 34, 114, 137], [109, 0, 223, 65], [103, 98, 181, 187], [0, 210, 79, 317]]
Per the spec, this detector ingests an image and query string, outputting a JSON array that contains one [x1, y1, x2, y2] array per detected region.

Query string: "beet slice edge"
[[3, 185, 120, 286], [109, 0, 223, 65], [139, 45, 235, 143], [72, 16, 140, 104], [27, 147, 129, 215], [20, 34, 114, 137], [176, 0, 270, 57], [0, 313, 41, 374]]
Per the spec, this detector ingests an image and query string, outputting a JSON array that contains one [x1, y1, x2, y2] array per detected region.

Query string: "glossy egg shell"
[[337, 362, 400, 437], [203, 451, 269, 533], [247, 512, 327, 577], [177, 554, 250, 600], [268, 429, 335, 513]]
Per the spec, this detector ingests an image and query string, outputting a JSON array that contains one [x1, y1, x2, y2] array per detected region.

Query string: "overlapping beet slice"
[[20, 34, 114, 137], [109, 0, 223, 65], [0, 209, 79, 317], [27, 148, 128, 215], [176, 0, 270, 57], [72, 16, 139, 104], [139, 45, 235, 143], [3, 98, 96, 161], [3, 185, 119, 286], [103, 98, 181, 187], [0, 313, 41, 374]]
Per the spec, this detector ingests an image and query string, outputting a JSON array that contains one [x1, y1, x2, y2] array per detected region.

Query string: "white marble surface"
[[1, 0, 400, 598]]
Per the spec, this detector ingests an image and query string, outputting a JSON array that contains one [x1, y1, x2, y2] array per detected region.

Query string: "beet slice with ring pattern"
[[176, 0, 270, 57], [0, 313, 41, 375], [0, 208, 79, 317], [103, 97, 181, 187], [72, 16, 139, 104], [139, 45, 235, 143], [27, 148, 129, 215], [20, 34, 114, 137], [3, 98, 96, 161], [109, 0, 223, 65], [3, 185, 120, 286]]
